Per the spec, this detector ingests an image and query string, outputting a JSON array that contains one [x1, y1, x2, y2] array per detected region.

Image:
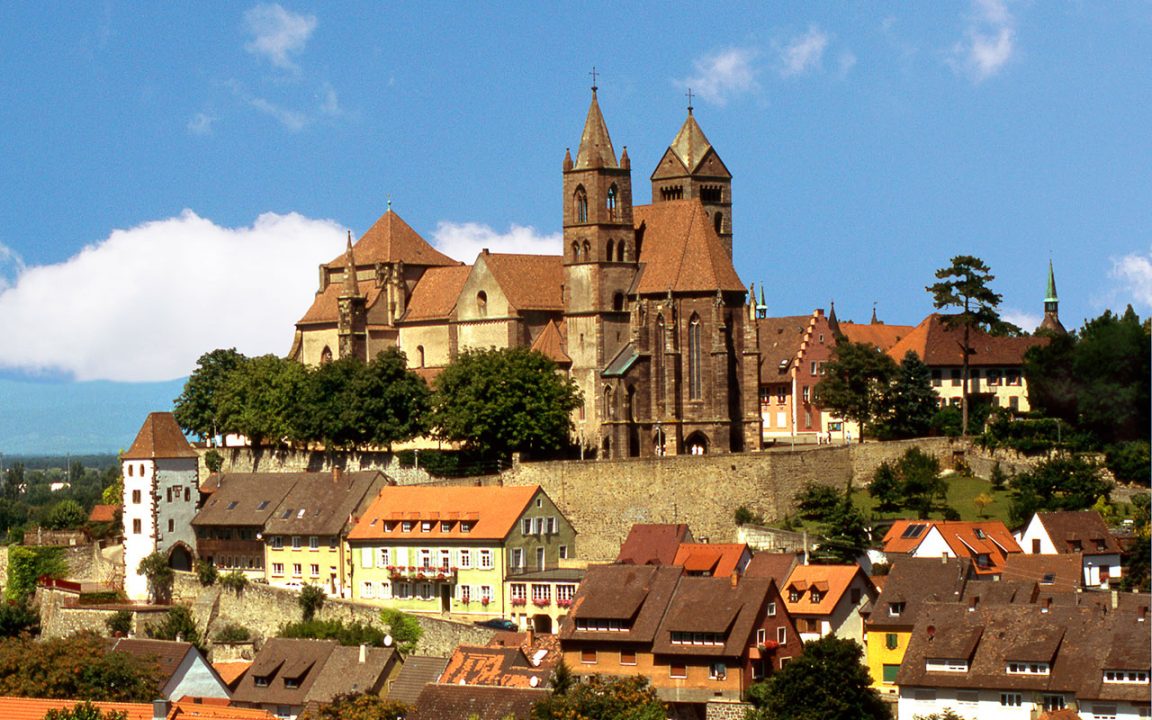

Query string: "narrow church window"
[[617, 240, 625, 262], [606, 239, 614, 261], [689, 314, 702, 400], [607, 184, 618, 219], [582, 241, 590, 260], [477, 291, 487, 317], [572, 241, 580, 262], [320, 346, 333, 365], [714, 212, 723, 235], [575, 187, 588, 223], [613, 292, 625, 312], [416, 345, 425, 368]]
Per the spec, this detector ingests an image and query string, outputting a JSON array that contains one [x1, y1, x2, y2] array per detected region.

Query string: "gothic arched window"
[[607, 184, 618, 219], [688, 314, 702, 400], [582, 240, 590, 260], [612, 292, 625, 312], [572, 241, 580, 262], [575, 186, 588, 223], [320, 346, 333, 365], [606, 239, 614, 262], [416, 345, 425, 368], [476, 291, 488, 317], [617, 240, 625, 262], [714, 212, 723, 235]]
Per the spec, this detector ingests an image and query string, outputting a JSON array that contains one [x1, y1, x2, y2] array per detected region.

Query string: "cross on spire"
[[686, 88, 694, 114], [589, 66, 599, 93]]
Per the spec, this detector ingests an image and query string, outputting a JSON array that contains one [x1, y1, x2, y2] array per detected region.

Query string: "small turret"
[[340, 231, 359, 298], [563, 148, 573, 172]]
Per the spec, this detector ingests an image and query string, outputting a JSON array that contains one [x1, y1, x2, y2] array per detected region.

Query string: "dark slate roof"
[[303, 645, 397, 704], [744, 552, 800, 587], [122, 412, 198, 460], [560, 564, 683, 643], [387, 656, 449, 706], [1001, 553, 1083, 593], [107, 638, 195, 692], [232, 638, 337, 707], [193, 473, 299, 527], [866, 557, 972, 630], [408, 685, 547, 720], [263, 470, 390, 536], [652, 576, 773, 657], [755, 316, 809, 383], [616, 524, 693, 566], [1037, 511, 1125, 555]]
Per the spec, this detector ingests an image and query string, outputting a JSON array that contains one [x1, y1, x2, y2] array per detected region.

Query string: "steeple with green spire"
[[1039, 259, 1066, 334]]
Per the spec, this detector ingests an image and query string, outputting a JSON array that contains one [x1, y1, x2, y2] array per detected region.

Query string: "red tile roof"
[[0, 697, 155, 720], [1036, 511, 1124, 555], [756, 315, 809, 383], [672, 543, 749, 577], [88, 504, 119, 523], [347, 485, 542, 541], [884, 520, 1021, 576], [212, 660, 251, 688], [122, 412, 198, 460], [480, 253, 565, 312], [327, 210, 458, 269], [616, 523, 693, 566], [403, 265, 472, 322], [296, 278, 383, 326], [529, 320, 570, 365], [633, 200, 746, 294], [782, 564, 869, 616], [839, 321, 914, 352], [887, 313, 1044, 367]]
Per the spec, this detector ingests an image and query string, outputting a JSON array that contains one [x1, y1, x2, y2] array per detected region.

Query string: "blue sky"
[[1, 2, 1149, 454]]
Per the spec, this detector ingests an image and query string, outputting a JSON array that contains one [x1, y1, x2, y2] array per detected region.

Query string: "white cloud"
[[777, 26, 829, 78], [838, 51, 858, 76], [1110, 251, 1152, 307], [1001, 309, 1041, 333], [187, 112, 216, 135], [950, 0, 1016, 82], [0, 211, 345, 382], [680, 48, 759, 106], [318, 82, 343, 117], [0, 241, 25, 291], [430, 222, 560, 262], [244, 3, 317, 72]]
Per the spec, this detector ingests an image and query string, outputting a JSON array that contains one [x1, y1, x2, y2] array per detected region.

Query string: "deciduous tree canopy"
[[531, 673, 665, 720], [815, 342, 897, 441], [0, 631, 159, 702]]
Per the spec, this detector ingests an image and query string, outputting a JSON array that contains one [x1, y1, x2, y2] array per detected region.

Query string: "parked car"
[[473, 618, 518, 631]]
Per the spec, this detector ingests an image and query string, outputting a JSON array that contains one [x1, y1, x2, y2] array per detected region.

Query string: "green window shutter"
[[883, 664, 900, 683]]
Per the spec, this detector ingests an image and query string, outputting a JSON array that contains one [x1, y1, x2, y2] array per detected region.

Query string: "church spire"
[[574, 80, 618, 170], [828, 300, 843, 339], [341, 231, 359, 297], [1040, 259, 1066, 334]]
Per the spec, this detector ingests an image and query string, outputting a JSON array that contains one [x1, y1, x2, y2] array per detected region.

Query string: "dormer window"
[[1104, 670, 1149, 683], [888, 602, 905, 617], [401, 521, 413, 533], [440, 521, 451, 532], [1007, 662, 1050, 675], [927, 658, 969, 673], [254, 676, 270, 688], [810, 590, 823, 603], [460, 521, 472, 534], [284, 677, 300, 689], [789, 590, 801, 603]]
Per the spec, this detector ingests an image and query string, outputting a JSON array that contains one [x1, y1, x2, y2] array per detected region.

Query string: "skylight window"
[[901, 524, 926, 539], [226, 501, 238, 510], [281, 509, 294, 519], [297, 509, 306, 519], [257, 500, 270, 510]]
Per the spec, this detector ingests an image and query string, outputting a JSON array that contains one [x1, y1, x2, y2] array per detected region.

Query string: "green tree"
[[298, 584, 326, 622], [868, 463, 902, 514], [42, 499, 86, 530], [136, 552, 174, 604], [794, 484, 843, 523], [1008, 454, 1112, 525], [356, 348, 432, 449], [745, 636, 890, 720], [876, 351, 939, 439], [173, 348, 248, 441], [216, 354, 308, 447], [298, 692, 409, 720], [3, 462, 24, 501], [0, 599, 39, 638], [532, 673, 665, 720], [203, 449, 224, 474], [815, 342, 898, 442], [145, 605, 202, 651], [1106, 441, 1151, 486], [195, 559, 218, 586], [1072, 307, 1150, 445], [432, 347, 581, 461], [815, 498, 871, 564], [379, 609, 423, 653], [0, 631, 159, 701], [44, 701, 129, 720], [5, 546, 67, 601], [279, 619, 389, 647], [893, 448, 947, 519], [927, 255, 1008, 436], [105, 611, 133, 637]]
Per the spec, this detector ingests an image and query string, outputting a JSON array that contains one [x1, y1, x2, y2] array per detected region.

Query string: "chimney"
[[1139, 606, 1147, 622], [803, 531, 810, 566], [1042, 596, 1052, 613], [359, 643, 367, 664], [969, 596, 979, 612], [525, 629, 534, 648], [152, 699, 170, 720], [333, 466, 342, 483], [730, 572, 739, 589], [1112, 590, 1119, 609]]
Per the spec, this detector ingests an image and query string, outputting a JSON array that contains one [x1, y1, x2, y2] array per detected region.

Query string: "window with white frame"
[[379, 582, 391, 599], [522, 518, 533, 535], [767, 601, 777, 616], [480, 585, 492, 603], [709, 662, 727, 680], [421, 521, 432, 533], [378, 548, 390, 567], [401, 521, 412, 532], [272, 563, 284, 576], [292, 536, 301, 549], [440, 549, 451, 569], [459, 584, 471, 604], [926, 658, 969, 672], [309, 536, 319, 550], [956, 691, 978, 706], [418, 583, 434, 600], [510, 583, 527, 602], [458, 549, 472, 569], [776, 627, 786, 644], [419, 548, 432, 569], [480, 550, 493, 569], [310, 564, 319, 577], [532, 584, 551, 603], [756, 628, 766, 645], [511, 548, 524, 569], [1104, 670, 1149, 683], [395, 583, 411, 599], [271, 536, 284, 550], [362, 582, 374, 599], [1007, 662, 1050, 675], [559, 545, 568, 559], [460, 521, 472, 533], [557, 584, 576, 603], [547, 517, 558, 534], [292, 563, 302, 577], [362, 547, 373, 568]]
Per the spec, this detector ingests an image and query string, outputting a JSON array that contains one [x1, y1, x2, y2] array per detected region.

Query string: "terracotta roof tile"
[[88, 504, 119, 523], [296, 278, 383, 326], [529, 320, 570, 365], [0, 697, 155, 720], [887, 313, 1045, 367], [212, 661, 252, 688], [782, 564, 868, 616], [171, 701, 277, 719], [402, 265, 472, 321], [438, 642, 556, 688], [756, 316, 809, 382], [616, 523, 693, 565], [744, 552, 800, 586], [1001, 553, 1083, 592], [884, 520, 1021, 575], [480, 253, 565, 312], [327, 210, 458, 269], [1036, 511, 1124, 555], [347, 485, 542, 541], [672, 543, 749, 578], [633, 200, 746, 294], [122, 412, 198, 460], [839, 321, 914, 352]]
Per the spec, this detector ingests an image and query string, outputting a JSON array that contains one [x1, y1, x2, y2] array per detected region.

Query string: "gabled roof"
[[326, 210, 458, 269], [122, 412, 198, 460], [744, 552, 800, 587], [561, 564, 684, 644], [409, 685, 547, 720], [887, 313, 1045, 367], [529, 320, 570, 365], [232, 639, 337, 707], [616, 523, 693, 566], [756, 316, 809, 382], [263, 470, 389, 536], [782, 564, 869, 616], [89, 504, 119, 523], [108, 637, 198, 692], [672, 543, 749, 578], [866, 556, 972, 630], [347, 485, 543, 542], [1001, 553, 1082, 592], [652, 112, 731, 178], [193, 473, 299, 528], [402, 265, 472, 322], [839, 321, 914, 352], [885, 520, 1021, 576], [387, 656, 449, 706], [303, 645, 397, 704], [478, 252, 564, 312], [633, 200, 746, 294], [296, 278, 384, 326], [1036, 511, 1124, 555], [651, 575, 773, 657], [573, 90, 618, 170]]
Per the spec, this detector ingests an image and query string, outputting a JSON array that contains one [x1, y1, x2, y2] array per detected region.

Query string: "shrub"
[[1106, 441, 1151, 486], [0, 599, 40, 638], [278, 619, 388, 647], [105, 610, 133, 637], [734, 505, 763, 526], [298, 584, 326, 622], [5, 546, 67, 602], [380, 609, 422, 653], [195, 560, 218, 587], [212, 623, 252, 643], [145, 605, 202, 651], [218, 571, 249, 593], [203, 450, 224, 474], [989, 462, 1008, 491], [136, 552, 173, 604]]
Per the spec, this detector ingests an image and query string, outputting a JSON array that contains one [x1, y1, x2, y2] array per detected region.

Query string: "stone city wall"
[[204, 447, 435, 486]]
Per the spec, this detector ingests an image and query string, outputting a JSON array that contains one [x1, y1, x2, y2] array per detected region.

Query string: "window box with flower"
[[533, 598, 551, 608], [556, 598, 572, 608], [511, 597, 527, 607]]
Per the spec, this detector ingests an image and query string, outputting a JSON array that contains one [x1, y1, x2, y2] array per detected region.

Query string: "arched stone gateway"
[[167, 542, 193, 572]]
